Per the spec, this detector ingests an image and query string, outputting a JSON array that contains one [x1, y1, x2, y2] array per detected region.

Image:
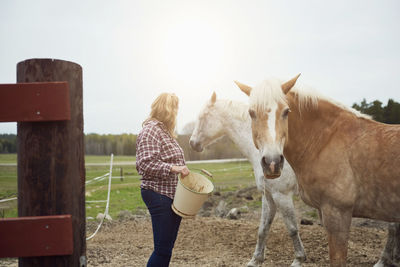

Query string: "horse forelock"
[[249, 79, 288, 112]]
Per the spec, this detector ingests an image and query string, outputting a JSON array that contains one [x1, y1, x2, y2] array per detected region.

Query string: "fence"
[[0, 59, 86, 267]]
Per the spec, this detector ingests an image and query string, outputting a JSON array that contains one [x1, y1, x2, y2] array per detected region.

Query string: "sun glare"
[[162, 20, 225, 85]]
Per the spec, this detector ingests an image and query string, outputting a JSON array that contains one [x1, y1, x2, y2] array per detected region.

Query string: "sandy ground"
[[0, 187, 389, 267], [83, 213, 387, 267]]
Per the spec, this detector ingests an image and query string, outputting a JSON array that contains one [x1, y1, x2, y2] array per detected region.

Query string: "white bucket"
[[172, 172, 214, 218]]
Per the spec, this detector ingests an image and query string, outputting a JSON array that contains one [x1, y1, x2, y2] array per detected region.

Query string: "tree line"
[[0, 132, 242, 160], [85, 133, 137, 156], [352, 98, 400, 124], [1, 98, 399, 157], [0, 134, 16, 154]]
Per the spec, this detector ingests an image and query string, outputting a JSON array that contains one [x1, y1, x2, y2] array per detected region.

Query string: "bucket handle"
[[190, 168, 214, 179], [200, 169, 213, 179], [199, 169, 214, 196]]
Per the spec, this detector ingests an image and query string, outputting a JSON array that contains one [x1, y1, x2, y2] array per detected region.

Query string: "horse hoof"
[[373, 259, 400, 267], [290, 258, 303, 267], [246, 259, 262, 267]]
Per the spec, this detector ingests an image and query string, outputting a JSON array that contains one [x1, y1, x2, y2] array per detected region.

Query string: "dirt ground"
[[84, 213, 386, 267], [0, 187, 389, 267], [84, 187, 388, 267]]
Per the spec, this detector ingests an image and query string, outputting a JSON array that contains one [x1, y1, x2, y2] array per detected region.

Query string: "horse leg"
[[318, 209, 323, 226], [374, 222, 400, 267], [392, 223, 400, 265], [275, 192, 306, 266], [321, 206, 352, 267], [247, 190, 277, 267]]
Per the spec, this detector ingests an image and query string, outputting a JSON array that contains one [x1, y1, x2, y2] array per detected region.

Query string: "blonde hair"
[[144, 93, 179, 138]]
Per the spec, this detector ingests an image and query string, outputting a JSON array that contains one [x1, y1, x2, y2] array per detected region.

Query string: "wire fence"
[[86, 154, 114, 241], [0, 157, 251, 239]]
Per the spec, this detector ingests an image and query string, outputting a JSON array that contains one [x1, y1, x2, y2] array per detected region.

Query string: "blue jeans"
[[141, 189, 182, 267]]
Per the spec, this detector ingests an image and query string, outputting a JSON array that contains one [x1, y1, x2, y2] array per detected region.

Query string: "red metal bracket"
[[0, 82, 70, 122], [0, 214, 73, 258]]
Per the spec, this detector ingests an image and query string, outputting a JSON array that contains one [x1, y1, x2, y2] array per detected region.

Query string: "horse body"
[[189, 93, 305, 266], [285, 95, 400, 222], [348, 121, 400, 221], [236, 76, 400, 266]]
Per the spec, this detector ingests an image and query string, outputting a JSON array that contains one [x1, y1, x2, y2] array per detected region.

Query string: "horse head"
[[235, 74, 300, 179], [190, 92, 225, 152]]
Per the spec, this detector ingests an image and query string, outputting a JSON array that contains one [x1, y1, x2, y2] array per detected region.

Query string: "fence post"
[[17, 59, 86, 267], [120, 167, 123, 181]]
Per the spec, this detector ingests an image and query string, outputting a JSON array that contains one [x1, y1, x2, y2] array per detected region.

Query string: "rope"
[[213, 165, 252, 172], [86, 153, 114, 241], [0, 197, 17, 203], [198, 164, 252, 174], [85, 173, 110, 185], [186, 158, 247, 164]]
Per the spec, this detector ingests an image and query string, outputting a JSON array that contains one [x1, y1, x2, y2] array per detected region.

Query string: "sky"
[[1, 0, 399, 134]]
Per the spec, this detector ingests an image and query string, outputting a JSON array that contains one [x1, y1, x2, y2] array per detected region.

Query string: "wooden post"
[[120, 167, 123, 181], [0, 215, 73, 258], [17, 59, 86, 267]]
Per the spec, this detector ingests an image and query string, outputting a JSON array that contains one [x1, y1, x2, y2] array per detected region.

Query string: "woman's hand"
[[171, 165, 190, 178]]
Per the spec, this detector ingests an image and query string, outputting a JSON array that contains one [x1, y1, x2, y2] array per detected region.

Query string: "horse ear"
[[211, 91, 217, 104], [234, 81, 252, 96], [282, 73, 301, 94]]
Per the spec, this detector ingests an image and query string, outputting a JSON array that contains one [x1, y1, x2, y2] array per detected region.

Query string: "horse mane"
[[214, 99, 250, 121], [250, 78, 372, 120], [292, 83, 372, 120]]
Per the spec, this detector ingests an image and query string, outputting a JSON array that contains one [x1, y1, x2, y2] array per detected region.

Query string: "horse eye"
[[248, 109, 256, 119], [282, 108, 291, 118]]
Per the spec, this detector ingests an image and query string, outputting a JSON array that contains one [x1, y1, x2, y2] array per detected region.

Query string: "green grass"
[[0, 154, 135, 164], [0, 154, 254, 219], [0, 166, 17, 197], [306, 209, 319, 219], [85, 155, 135, 164], [187, 161, 254, 190], [0, 154, 17, 164], [0, 164, 18, 217]]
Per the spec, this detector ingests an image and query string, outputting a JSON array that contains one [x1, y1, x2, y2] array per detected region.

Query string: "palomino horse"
[[236, 75, 400, 266], [189, 92, 306, 266]]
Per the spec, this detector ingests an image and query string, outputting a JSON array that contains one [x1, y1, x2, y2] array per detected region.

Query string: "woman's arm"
[[171, 165, 190, 177], [136, 127, 172, 178]]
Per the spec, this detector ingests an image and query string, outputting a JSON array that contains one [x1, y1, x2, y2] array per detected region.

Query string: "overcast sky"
[[1, 0, 399, 134]]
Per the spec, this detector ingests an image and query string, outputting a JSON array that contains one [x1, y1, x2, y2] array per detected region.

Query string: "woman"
[[136, 92, 190, 267]]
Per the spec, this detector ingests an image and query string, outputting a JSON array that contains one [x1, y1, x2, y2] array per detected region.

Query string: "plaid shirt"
[[136, 120, 185, 199]]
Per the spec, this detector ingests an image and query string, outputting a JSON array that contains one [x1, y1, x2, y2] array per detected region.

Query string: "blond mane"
[[249, 78, 372, 120]]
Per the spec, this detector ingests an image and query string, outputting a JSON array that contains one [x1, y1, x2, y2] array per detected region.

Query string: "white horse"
[[189, 92, 306, 267]]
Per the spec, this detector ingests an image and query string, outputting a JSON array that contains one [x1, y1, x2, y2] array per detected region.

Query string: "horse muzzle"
[[261, 155, 284, 179], [189, 139, 203, 152]]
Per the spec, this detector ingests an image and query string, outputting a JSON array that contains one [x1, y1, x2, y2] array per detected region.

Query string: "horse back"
[[348, 120, 400, 221]]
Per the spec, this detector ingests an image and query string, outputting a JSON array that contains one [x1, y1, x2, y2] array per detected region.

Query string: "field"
[[0, 154, 254, 219], [0, 154, 389, 266]]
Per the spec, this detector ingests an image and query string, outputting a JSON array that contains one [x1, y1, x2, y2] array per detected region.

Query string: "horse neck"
[[284, 92, 346, 170], [214, 102, 259, 163]]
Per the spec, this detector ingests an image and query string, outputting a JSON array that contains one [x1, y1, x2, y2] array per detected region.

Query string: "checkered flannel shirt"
[[136, 120, 185, 199]]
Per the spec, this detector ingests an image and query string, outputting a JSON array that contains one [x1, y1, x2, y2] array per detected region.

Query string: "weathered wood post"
[[17, 59, 86, 267]]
